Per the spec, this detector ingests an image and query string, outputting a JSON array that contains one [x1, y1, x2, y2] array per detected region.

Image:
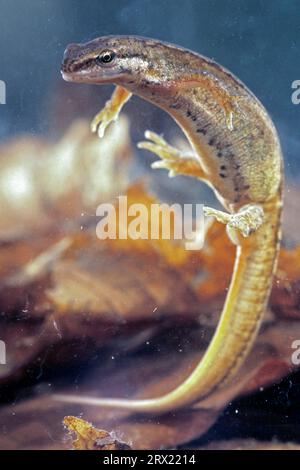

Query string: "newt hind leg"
[[204, 204, 265, 244]]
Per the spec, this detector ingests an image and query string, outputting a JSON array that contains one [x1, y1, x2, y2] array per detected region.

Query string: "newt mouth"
[[60, 70, 92, 84], [60, 67, 81, 83], [61, 70, 73, 82]]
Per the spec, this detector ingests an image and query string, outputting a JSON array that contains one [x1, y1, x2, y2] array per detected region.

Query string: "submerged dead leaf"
[[63, 416, 131, 450], [0, 117, 131, 241], [0, 121, 299, 450], [0, 312, 298, 449], [271, 246, 300, 320]]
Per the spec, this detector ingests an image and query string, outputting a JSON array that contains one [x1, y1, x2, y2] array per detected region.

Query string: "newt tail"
[[57, 36, 283, 414]]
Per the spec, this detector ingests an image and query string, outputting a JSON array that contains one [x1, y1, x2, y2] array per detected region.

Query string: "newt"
[[57, 36, 283, 414]]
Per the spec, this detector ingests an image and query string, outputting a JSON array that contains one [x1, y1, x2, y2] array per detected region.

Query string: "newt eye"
[[97, 50, 116, 64]]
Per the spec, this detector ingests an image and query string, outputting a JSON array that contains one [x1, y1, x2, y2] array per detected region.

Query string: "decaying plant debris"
[[64, 416, 131, 450], [0, 116, 299, 450]]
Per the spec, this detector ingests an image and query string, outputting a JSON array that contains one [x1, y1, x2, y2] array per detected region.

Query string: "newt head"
[[61, 35, 156, 85], [61, 35, 196, 91]]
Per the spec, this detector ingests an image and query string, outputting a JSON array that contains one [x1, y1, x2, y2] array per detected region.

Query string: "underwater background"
[[0, 0, 299, 179], [0, 0, 300, 450]]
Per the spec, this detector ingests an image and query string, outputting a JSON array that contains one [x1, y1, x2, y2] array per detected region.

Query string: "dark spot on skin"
[[208, 138, 215, 146], [197, 128, 207, 135], [234, 197, 240, 203], [234, 187, 239, 192], [186, 110, 198, 121], [127, 80, 135, 84], [217, 151, 222, 157], [170, 102, 181, 109], [219, 173, 226, 178], [220, 165, 226, 170], [215, 141, 224, 151]]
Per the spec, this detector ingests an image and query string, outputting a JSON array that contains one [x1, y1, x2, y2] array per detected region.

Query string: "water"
[[0, 0, 299, 451]]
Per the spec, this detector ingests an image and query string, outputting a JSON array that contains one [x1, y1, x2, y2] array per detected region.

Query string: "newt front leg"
[[91, 86, 132, 137], [138, 130, 207, 179]]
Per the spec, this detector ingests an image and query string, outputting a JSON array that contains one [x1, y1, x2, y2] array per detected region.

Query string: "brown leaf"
[[0, 158, 210, 386], [0, 314, 298, 449], [63, 416, 131, 450], [0, 117, 131, 241], [0, 122, 300, 450]]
